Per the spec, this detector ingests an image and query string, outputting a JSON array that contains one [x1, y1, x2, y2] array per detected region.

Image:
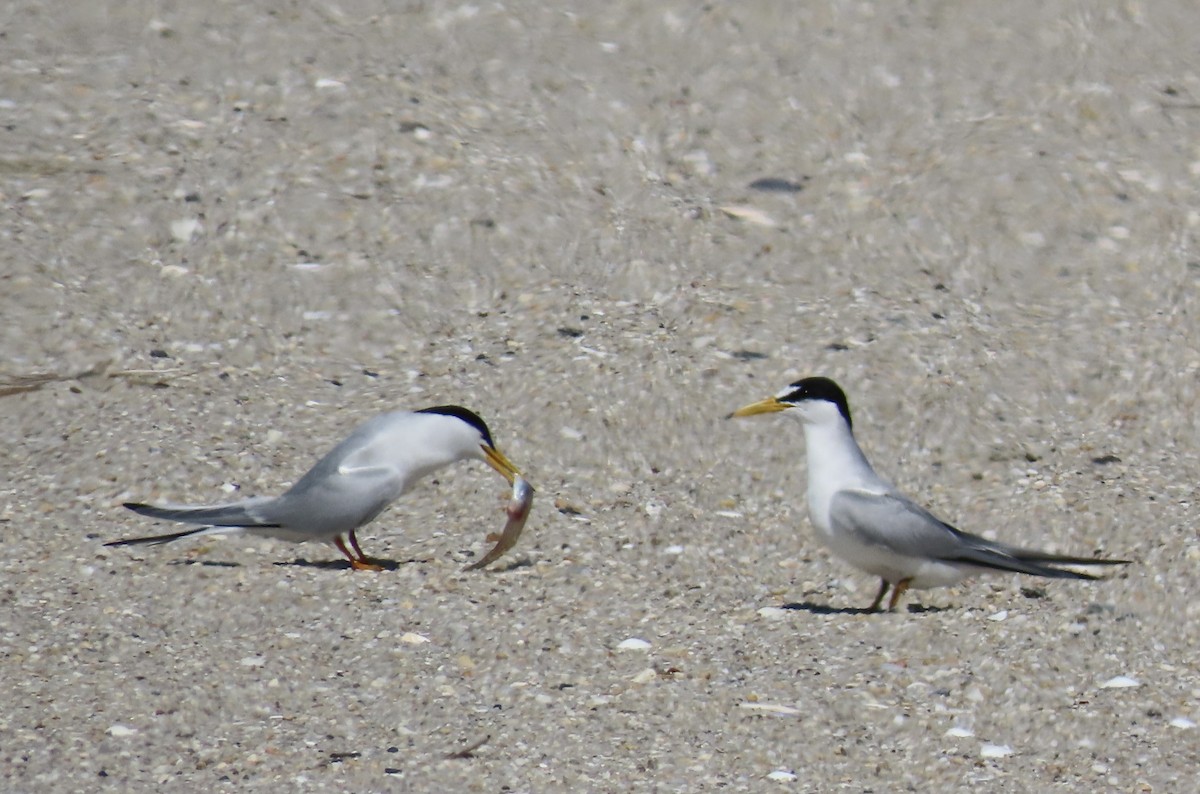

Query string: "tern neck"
[[801, 418, 878, 490]]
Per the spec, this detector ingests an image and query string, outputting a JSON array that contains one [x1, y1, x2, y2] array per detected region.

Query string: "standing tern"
[[108, 405, 523, 570], [731, 377, 1128, 611]]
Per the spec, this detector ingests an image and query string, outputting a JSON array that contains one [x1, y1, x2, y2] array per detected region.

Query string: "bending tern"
[[732, 377, 1128, 611], [109, 405, 523, 570]]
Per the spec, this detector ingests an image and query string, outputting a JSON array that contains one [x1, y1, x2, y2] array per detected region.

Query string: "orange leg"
[[868, 579, 891, 612], [887, 578, 912, 612], [334, 535, 383, 571], [348, 530, 383, 571], [348, 530, 368, 562]]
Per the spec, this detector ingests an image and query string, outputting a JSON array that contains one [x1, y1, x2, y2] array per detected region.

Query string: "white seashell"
[[1100, 675, 1140, 689], [170, 218, 201, 242], [738, 702, 801, 716], [980, 744, 1013, 759], [616, 638, 652, 651], [756, 607, 791, 620], [400, 632, 430, 645], [718, 205, 778, 227]]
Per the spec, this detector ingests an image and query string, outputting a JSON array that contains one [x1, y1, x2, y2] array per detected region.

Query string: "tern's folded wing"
[[829, 489, 968, 560], [827, 490, 1106, 578]]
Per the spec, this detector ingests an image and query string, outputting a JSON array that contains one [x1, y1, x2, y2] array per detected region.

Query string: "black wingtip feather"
[[104, 527, 209, 547], [1016, 553, 1132, 567], [946, 554, 1128, 580]]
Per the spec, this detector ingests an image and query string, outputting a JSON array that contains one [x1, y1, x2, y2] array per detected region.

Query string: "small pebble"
[[766, 769, 797, 782], [945, 726, 974, 738], [1169, 717, 1195, 730], [239, 656, 266, 667], [107, 725, 138, 738], [748, 177, 806, 193]]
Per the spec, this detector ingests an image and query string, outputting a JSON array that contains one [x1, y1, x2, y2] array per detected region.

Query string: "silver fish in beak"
[[464, 475, 534, 571]]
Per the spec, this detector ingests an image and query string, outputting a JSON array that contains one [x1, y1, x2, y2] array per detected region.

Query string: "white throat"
[[800, 415, 885, 532]]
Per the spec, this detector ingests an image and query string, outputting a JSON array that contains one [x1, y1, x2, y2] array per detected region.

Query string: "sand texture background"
[[3, 2, 1199, 791]]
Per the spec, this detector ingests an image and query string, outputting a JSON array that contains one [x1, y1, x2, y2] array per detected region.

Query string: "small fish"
[[464, 475, 534, 571]]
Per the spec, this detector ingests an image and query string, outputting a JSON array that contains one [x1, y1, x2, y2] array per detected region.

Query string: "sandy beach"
[[3, 2, 1198, 790]]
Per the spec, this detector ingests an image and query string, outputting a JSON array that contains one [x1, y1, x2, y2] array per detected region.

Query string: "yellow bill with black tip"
[[483, 444, 521, 484], [729, 396, 789, 418]]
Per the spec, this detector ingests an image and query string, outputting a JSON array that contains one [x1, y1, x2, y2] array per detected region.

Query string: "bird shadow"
[[781, 601, 877, 616], [168, 559, 241, 568], [465, 556, 534, 573], [905, 602, 952, 614], [274, 557, 427, 572], [272, 555, 530, 572], [780, 600, 951, 616]]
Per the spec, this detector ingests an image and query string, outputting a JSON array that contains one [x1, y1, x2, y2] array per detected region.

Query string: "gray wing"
[[270, 413, 408, 530], [283, 413, 403, 494], [828, 490, 1126, 579]]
